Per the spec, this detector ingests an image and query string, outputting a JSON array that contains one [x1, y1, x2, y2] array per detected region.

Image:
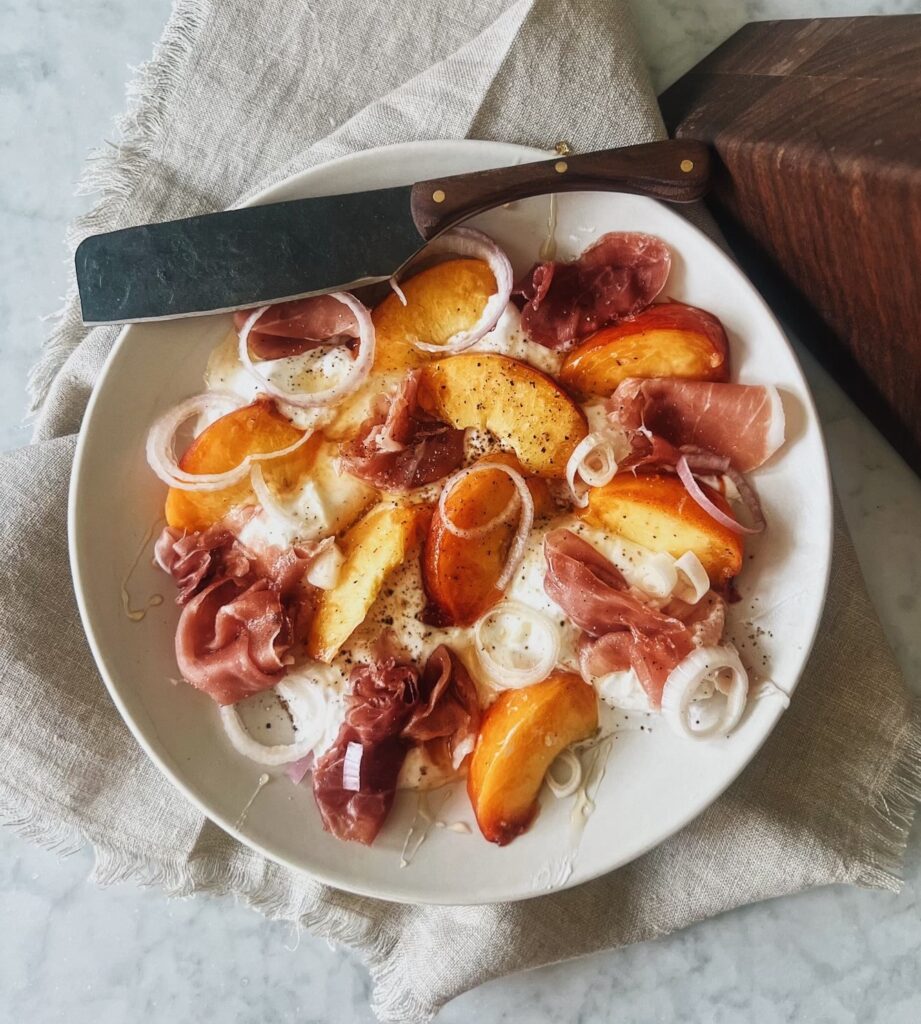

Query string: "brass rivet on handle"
[[680, 159, 694, 173], [432, 189, 446, 203], [554, 160, 568, 173]]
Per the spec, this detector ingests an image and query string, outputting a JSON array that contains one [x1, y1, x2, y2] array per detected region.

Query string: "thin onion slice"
[[546, 748, 582, 799], [250, 463, 303, 532], [439, 462, 534, 590], [342, 741, 363, 791], [437, 462, 520, 540], [238, 293, 375, 408], [674, 551, 710, 604], [565, 432, 619, 508], [474, 600, 560, 689], [388, 276, 408, 306], [220, 704, 317, 767], [146, 391, 313, 492], [411, 228, 513, 354], [661, 645, 749, 740], [676, 456, 762, 536], [636, 552, 679, 599]]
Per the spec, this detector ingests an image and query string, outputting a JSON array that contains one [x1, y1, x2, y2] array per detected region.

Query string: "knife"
[[75, 139, 710, 325]]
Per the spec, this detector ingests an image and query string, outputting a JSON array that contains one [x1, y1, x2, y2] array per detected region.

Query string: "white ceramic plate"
[[70, 140, 832, 905]]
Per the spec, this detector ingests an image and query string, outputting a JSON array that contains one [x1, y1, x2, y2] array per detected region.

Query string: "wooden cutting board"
[[660, 15, 921, 474]]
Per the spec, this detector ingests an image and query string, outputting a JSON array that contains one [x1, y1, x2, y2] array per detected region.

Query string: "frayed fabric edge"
[[854, 697, 921, 892], [27, 0, 211, 417]]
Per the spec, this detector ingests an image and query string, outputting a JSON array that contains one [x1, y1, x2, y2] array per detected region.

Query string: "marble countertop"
[[2, 1, 920, 1021]]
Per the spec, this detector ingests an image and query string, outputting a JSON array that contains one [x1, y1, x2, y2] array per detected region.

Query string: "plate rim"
[[69, 138, 834, 905]]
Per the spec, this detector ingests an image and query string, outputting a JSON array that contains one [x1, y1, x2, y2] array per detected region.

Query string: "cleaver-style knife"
[[75, 139, 710, 325]]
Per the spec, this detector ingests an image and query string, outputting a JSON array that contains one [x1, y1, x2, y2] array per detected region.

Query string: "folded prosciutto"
[[544, 528, 708, 707], [312, 645, 479, 844], [233, 294, 359, 360], [607, 378, 785, 473], [339, 370, 465, 491], [156, 526, 315, 705], [516, 232, 671, 350]]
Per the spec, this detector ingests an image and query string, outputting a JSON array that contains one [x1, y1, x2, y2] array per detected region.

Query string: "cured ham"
[[233, 295, 359, 359], [404, 645, 480, 769], [608, 378, 785, 472], [340, 370, 465, 491], [544, 528, 696, 706], [154, 525, 251, 603], [158, 526, 315, 706], [312, 645, 479, 844], [516, 232, 671, 350]]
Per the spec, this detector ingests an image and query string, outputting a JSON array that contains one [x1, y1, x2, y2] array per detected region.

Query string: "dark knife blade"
[[75, 141, 712, 325], [75, 185, 423, 324]]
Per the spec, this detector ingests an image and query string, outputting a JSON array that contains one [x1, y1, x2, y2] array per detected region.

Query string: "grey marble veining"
[[2, 1, 921, 1022]]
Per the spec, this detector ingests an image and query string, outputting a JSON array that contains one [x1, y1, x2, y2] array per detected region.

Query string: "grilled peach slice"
[[422, 453, 554, 627], [559, 302, 729, 398], [165, 398, 321, 532], [326, 259, 496, 439], [418, 353, 588, 477], [468, 672, 598, 845], [580, 472, 743, 586], [306, 502, 429, 663]]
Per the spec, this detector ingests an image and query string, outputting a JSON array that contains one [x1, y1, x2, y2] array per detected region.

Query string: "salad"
[[147, 226, 784, 847]]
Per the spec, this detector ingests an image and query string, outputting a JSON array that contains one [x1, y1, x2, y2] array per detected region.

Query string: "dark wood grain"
[[661, 15, 921, 474], [409, 140, 711, 238]]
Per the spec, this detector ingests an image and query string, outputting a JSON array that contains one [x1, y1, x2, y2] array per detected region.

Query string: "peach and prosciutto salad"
[[147, 227, 784, 847]]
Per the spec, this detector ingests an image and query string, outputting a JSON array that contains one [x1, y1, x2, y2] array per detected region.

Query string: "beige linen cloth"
[[2, 1, 919, 1020]]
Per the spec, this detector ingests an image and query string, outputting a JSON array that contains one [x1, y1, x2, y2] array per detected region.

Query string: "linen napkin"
[[2, 2, 919, 1021]]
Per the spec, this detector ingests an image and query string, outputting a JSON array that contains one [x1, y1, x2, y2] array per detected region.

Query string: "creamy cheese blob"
[[468, 303, 564, 376], [204, 330, 343, 432], [237, 442, 374, 550]]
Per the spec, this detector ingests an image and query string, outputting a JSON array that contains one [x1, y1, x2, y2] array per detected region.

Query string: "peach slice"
[[467, 672, 599, 846], [326, 258, 496, 440], [418, 353, 588, 477], [559, 301, 730, 398], [165, 398, 321, 532], [422, 453, 554, 627], [306, 502, 430, 663], [580, 472, 743, 586]]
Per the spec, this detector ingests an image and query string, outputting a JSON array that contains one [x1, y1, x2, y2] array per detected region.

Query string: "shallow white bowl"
[[70, 140, 832, 905]]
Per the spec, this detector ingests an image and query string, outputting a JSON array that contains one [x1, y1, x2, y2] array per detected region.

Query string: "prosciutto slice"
[[312, 645, 479, 844], [404, 645, 480, 769], [340, 370, 465, 491], [607, 378, 785, 472], [516, 232, 671, 350], [544, 528, 695, 707], [154, 525, 251, 604], [233, 295, 359, 359], [157, 526, 315, 706]]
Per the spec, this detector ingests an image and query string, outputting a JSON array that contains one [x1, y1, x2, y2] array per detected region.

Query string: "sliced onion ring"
[[146, 391, 313, 492], [474, 600, 560, 689], [437, 462, 520, 540], [410, 228, 513, 354], [388, 277, 408, 306], [250, 463, 302, 531], [439, 462, 534, 589], [220, 703, 317, 767], [661, 645, 749, 740], [546, 748, 582, 799], [676, 456, 763, 536], [342, 741, 363, 791], [565, 432, 619, 508], [674, 551, 710, 604], [238, 292, 375, 408]]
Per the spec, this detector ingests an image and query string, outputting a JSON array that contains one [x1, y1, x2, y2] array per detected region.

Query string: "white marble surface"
[[1, 1, 920, 1021]]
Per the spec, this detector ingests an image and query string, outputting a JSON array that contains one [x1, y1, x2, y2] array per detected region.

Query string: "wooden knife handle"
[[410, 139, 711, 239]]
